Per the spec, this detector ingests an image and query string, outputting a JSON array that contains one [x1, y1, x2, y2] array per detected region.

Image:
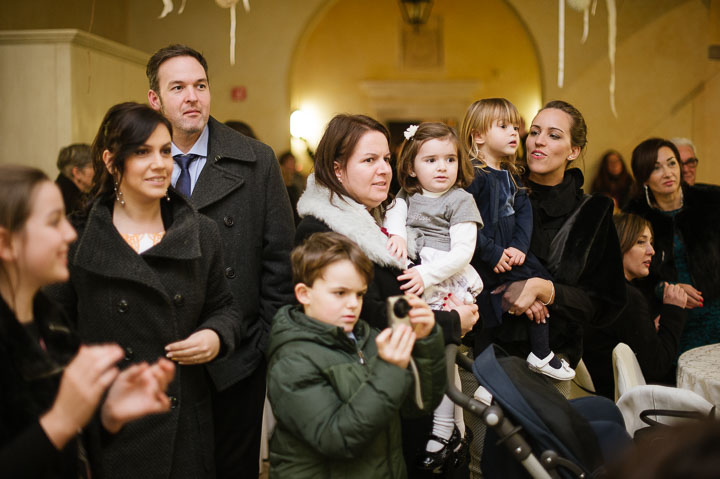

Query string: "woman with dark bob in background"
[[48, 102, 239, 478], [583, 213, 688, 399], [624, 137, 720, 355]]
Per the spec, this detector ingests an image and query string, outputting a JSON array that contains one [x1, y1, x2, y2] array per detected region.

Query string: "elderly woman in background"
[[590, 149, 633, 210], [624, 138, 720, 355], [583, 213, 688, 399]]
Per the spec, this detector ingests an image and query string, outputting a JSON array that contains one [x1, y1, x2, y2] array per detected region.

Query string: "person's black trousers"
[[212, 358, 267, 478]]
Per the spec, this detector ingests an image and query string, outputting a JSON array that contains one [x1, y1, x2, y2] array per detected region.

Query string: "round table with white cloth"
[[677, 343, 720, 407]]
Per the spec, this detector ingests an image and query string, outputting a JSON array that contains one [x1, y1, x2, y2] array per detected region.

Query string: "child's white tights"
[[426, 365, 465, 452]]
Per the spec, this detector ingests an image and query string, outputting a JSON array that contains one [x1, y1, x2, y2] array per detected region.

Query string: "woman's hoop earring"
[[114, 179, 125, 207]]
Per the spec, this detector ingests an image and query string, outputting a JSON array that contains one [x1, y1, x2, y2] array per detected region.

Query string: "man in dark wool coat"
[[147, 44, 295, 478]]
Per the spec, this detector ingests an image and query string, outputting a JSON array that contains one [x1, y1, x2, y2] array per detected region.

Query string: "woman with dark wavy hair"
[[49, 102, 239, 478]]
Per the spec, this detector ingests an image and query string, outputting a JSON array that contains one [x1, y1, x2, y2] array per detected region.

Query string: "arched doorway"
[[289, 0, 543, 167]]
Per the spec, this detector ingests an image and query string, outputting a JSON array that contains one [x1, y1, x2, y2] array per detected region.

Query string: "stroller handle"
[[444, 344, 554, 479]]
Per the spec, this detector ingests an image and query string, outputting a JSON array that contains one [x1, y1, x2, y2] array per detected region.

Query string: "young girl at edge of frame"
[[0, 165, 174, 478], [383, 122, 479, 471], [461, 98, 575, 381]]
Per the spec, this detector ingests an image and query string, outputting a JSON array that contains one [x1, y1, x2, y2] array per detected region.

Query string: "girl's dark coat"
[[624, 184, 720, 302], [47, 191, 238, 479], [0, 293, 81, 478]]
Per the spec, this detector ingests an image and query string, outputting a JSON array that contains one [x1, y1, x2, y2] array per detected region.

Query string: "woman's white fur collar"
[[297, 174, 412, 269]]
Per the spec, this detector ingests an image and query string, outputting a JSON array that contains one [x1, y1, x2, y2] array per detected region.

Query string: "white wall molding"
[[0, 29, 148, 65]]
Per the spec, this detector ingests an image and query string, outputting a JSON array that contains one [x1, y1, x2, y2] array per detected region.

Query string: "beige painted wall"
[[0, 30, 148, 175], [0, 0, 128, 44], [1, 0, 717, 186], [506, 0, 720, 186], [125, 0, 326, 153], [289, 0, 542, 165]]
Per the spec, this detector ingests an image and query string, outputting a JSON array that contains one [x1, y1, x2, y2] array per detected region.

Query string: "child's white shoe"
[[527, 352, 575, 381]]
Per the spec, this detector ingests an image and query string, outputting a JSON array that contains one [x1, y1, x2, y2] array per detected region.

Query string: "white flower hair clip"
[[404, 124, 419, 141]]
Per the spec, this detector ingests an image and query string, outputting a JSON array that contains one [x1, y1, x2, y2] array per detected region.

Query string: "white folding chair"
[[616, 384, 715, 437], [612, 342, 646, 402]]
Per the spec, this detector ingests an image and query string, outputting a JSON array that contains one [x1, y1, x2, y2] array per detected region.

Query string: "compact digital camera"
[[386, 295, 412, 329]]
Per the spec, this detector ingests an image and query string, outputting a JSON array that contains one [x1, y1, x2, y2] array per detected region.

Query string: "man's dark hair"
[[146, 44, 209, 93]]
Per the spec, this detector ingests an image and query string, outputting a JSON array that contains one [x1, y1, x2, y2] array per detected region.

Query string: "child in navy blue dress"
[[461, 98, 575, 380]]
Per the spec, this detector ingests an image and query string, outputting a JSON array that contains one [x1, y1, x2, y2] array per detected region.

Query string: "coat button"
[[170, 396, 179, 409], [124, 347, 134, 361], [223, 216, 235, 227], [173, 294, 184, 306], [117, 299, 129, 313], [225, 267, 236, 279]]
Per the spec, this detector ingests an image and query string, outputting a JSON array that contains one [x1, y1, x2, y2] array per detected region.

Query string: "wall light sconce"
[[290, 109, 310, 139], [398, 0, 433, 28], [290, 109, 316, 161]]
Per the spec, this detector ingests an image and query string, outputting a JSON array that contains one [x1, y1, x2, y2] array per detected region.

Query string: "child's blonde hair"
[[460, 98, 524, 178], [396, 122, 474, 195]]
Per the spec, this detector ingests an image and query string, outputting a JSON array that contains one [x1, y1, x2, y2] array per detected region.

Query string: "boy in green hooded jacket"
[[266, 232, 446, 478]]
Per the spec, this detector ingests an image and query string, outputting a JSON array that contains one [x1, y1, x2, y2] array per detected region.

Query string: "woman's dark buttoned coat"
[[48, 192, 239, 479]]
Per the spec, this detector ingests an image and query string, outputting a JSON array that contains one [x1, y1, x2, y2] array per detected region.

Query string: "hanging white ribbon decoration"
[[606, 0, 617, 117], [557, 0, 618, 116], [158, 0, 187, 18], [558, 0, 565, 88], [215, 0, 251, 66], [158, 0, 250, 65], [158, 0, 174, 18]]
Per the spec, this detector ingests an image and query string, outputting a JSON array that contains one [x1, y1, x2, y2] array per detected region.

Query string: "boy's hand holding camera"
[[404, 293, 435, 339], [377, 294, 435, 369]]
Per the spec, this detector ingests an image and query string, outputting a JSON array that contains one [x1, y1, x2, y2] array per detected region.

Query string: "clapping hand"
[[101, 358, 176, 433]]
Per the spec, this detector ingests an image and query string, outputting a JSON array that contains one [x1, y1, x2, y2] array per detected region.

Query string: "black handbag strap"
[[639, 406, 715, 428]]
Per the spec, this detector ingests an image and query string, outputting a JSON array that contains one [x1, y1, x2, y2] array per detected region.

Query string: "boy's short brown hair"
[[291, 232, 374, 287]]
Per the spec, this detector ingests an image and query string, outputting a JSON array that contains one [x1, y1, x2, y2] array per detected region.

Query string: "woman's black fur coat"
[[491, 169, 627, 366], [624, 184, 720, 302]]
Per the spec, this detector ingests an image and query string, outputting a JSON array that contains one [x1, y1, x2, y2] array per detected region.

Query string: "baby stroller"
[[445, 344, 619, 479]]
